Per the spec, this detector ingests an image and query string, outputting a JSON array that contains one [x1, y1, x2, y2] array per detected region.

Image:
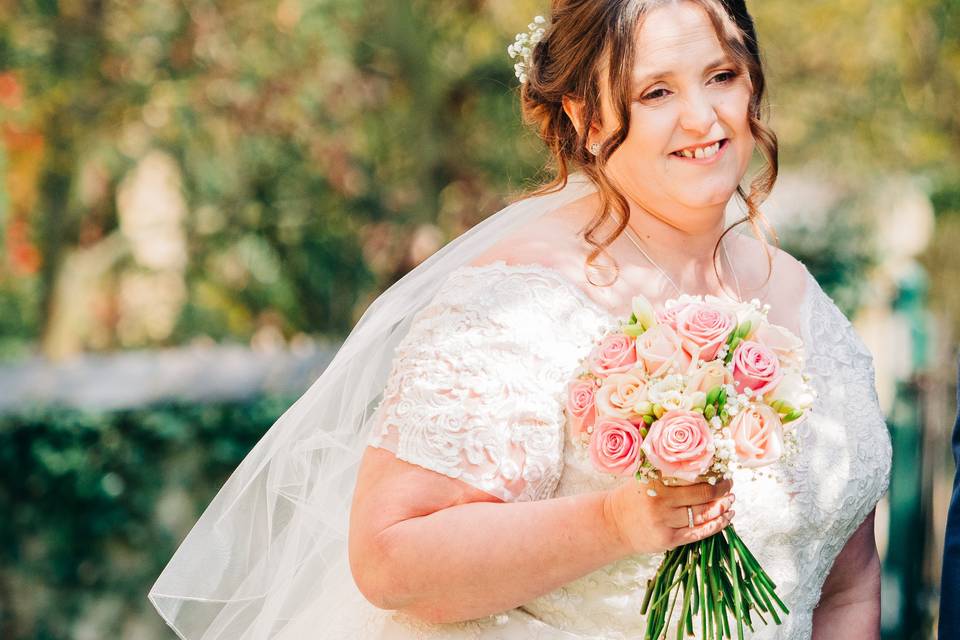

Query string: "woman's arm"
[[811, 508, 882, 639], [348, 446, 734, 625]]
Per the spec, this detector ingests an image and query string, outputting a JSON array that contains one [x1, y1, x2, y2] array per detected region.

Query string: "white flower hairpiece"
[[506, 15, 546, 84]]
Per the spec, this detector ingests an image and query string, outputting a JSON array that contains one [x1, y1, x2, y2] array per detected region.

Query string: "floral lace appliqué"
[[368, 261, 616, 503]]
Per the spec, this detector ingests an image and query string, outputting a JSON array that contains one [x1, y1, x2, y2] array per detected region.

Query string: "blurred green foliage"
[[779, 202, 879, 318], [0, 395, 294, 639], [0, 1, 549, 357], [0, 0, 955, 358], [921, 182, 960, 342]]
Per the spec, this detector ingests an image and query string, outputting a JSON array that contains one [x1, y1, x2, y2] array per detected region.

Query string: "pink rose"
[[566, 379, 597, 440], [635, 324, 691, 377], [641, 410, 714, 482], [753, 322, 803, 365], [731, 340, 783, 396], [676, 304, 737, 362], [729, 404, 784, 468], [589, 333, 638, 376], [589, 417, 644, 477]]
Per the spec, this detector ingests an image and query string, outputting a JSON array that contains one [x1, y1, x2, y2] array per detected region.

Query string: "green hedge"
[[0, 395, 295, 640]]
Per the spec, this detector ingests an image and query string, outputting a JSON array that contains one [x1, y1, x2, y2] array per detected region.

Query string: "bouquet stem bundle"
[[640, 526, 789, 640]]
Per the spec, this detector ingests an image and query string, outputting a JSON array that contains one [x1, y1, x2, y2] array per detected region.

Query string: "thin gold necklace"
[[622, 225, 743, 301]]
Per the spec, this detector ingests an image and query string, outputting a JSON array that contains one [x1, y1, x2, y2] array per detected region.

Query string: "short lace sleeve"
[[800, 271, 892, 518], [367, 262, 614, 503]]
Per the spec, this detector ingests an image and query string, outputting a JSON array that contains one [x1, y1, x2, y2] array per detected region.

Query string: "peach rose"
[[589, 417, 644, 477], [754, 321, 803, 366], [594, 369, 649, 419], [566, 379, 598, 439], [729, 404, 784, 468], [687, 360, 734, 394], [641, 410, 714, 482], [655, 301, 693, 330], [635, 324, 691, 377], [675, 303, 737, 362], [589, 332, 638, 376], [731, 340, 783, 396]]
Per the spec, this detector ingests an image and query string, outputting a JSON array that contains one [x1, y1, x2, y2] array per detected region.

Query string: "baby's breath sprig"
[[506, 15, 547, 84]]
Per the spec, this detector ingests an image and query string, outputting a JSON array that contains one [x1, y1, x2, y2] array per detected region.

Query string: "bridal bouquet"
[[565, 294, 814, 640]]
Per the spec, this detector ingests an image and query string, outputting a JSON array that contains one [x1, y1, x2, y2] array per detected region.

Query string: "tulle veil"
[[148, 172, 599, 639]]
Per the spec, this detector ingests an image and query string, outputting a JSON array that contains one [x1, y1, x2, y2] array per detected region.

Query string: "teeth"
[[676, 140, 722, 159]]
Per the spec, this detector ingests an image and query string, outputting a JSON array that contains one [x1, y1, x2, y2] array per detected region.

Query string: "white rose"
[[631, 294, 657, 332], [765, 370, 815, 411], [647, 374, 696, 411]]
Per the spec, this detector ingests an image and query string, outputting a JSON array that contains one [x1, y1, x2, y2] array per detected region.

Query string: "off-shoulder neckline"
[[453, 259, 819, 339]]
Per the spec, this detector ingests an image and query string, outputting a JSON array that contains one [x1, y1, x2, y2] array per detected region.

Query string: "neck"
[[621, 198, 736, 295]]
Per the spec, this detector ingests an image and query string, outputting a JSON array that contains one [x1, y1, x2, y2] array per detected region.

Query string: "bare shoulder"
[[729, 231, 809, 295], [729, 231, 811, 333], [467, 192, 597, 271]]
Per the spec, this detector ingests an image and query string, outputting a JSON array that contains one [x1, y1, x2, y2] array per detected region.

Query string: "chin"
[[675, 187, 739, 210]]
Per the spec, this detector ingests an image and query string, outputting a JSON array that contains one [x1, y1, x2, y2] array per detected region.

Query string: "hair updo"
[[519, 0, 779, 287]]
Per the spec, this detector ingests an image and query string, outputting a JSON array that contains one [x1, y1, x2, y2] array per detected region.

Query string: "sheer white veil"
[[148, 172, 599, 639]]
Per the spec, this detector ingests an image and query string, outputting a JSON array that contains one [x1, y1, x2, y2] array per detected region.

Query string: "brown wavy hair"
[[519, 0, 779, 288]]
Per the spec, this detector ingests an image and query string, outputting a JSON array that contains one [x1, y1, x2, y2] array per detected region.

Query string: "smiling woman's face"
[[598, 1, 755, 228]]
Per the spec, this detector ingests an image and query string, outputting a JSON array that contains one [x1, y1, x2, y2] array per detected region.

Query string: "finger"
[[668, 494, 735, 529], [661, 478, 733, 507], [671, 509, 735, 547]]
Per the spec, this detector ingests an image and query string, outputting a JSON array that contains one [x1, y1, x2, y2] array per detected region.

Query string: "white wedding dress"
[[276, 260, 892, 639]]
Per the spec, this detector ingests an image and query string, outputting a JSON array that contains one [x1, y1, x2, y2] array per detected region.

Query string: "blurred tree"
[[0, 0, 956, 356], [752, 0, 959, 182], [0, 0, 549, 357]]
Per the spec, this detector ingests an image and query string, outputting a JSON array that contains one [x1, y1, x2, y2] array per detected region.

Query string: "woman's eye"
[[712, 70, 738, 83], [642, 88, 669, 101]]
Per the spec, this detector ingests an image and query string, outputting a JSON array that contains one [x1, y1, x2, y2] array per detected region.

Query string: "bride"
[[149, 0, 892, 638]]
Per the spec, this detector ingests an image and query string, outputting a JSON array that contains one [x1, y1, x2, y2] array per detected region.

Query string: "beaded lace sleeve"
[[367, 262, 614, 503]]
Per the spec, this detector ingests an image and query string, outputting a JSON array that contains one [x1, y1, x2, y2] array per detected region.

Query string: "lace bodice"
[[366, 260, 892, 639]]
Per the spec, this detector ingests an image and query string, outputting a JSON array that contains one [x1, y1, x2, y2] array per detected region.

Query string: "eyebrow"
[[634, 57, 731, 85]]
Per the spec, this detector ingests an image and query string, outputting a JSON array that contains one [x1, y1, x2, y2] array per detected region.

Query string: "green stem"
[[649, 565, 689, 616], [727, 530, 745, 640], [699, 543, 711, 640], [679, 550, 696, 639], [663, 567, 682, 640]]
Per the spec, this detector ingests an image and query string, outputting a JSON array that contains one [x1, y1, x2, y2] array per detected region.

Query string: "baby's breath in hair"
[[506, 15, 546, 84]]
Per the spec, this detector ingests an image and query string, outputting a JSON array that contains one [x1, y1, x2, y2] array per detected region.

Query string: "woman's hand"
[[603, 477, 735, 555]]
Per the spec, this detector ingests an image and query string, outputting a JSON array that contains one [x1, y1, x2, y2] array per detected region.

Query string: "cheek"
[[717, 92, 755, 169], [719, 87, 754, 133], [622, 110, 676, 160]]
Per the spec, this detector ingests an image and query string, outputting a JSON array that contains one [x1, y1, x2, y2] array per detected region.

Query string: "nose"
[[678, 88, 718, 137]]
